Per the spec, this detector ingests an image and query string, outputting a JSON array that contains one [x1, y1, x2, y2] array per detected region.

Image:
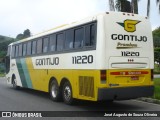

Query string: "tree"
[[131, 0, 139, 14], [23, 29, 31, 38], [16, 34, 24, 40], [109, 0, 115, 11], [153, 27, 160, 64], [146, 0, 150, 17], [154, 48, 160, 65], [16, 29, 31, 40], [115, 0, 131, 12], [109, 0, 160, 17], [153, 27, 160, 47], [157, 0, 160, 13], [153, 27, 160, 36]]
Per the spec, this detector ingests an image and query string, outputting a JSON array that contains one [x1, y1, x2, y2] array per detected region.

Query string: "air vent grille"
[[79, 76, 94, 98]]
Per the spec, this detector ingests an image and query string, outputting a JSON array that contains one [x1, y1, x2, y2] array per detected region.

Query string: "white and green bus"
[[5, 12, 154, 104]]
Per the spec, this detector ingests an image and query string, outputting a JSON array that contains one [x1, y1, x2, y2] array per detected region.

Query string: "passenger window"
[[15, 45, 19, 57], [49, 34, 56, 52], [57, 33, 64, 51], [43, 37, 49, 53], [37, 39, 42, 54], [85, 24, 96, 46], [90, 24, 96, 46], [65, 30, 74, 49], [7, 46, 11, 56], [23, 43, 27, 56], [32, 41, 37, 55], [27, 42, 31, 55], [19, 44, 22, 57], [74, 28, 84, 48], [85, 26, 90, 46], [11, 46, 15, 58]]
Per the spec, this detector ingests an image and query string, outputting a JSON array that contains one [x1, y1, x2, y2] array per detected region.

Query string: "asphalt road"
[[0, 77, 160, 120]]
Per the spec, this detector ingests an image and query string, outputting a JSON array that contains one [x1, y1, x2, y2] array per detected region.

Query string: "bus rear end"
[[98, 12, 154, 101]]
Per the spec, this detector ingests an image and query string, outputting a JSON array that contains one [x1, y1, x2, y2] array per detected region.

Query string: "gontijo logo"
[[117, 20, 141, 32]]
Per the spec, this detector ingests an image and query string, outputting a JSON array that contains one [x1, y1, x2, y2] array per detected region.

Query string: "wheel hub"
[[64, 86, 71, 101]]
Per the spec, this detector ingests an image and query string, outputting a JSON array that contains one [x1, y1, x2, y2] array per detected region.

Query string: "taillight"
[[151, 69, 154, 81], [100, 70, 106, 84]]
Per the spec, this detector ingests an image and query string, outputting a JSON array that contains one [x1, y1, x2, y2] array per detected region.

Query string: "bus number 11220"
[[72, 55, 93, 64]]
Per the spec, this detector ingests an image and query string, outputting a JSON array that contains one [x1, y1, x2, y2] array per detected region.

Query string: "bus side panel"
[[26, 58, 49, 92], [74, 70, 100, 101], [6, 59, 23, 87]]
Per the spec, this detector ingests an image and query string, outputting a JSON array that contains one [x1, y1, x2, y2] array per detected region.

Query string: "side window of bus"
[[37, 39, 42, 54], [32, 40, 37, 55], [90, 24, 96, 46], [49, 34, 56, 52], [85, 24, 96, 46], [65, 29, 74, 49], [57, 33, 64, 51], [7, 46, 11, 56], [27, 41, 31, 55], [15, 45, 19, 57], [18, 44, 22, 57], [23, 43, 27, 56], [43, 37, 49, 53], [11, 46, 15, 58], [74, 28, 84, 48]]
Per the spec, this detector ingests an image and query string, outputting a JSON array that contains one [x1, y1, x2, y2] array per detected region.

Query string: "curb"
[[137, 97, 160, 104]]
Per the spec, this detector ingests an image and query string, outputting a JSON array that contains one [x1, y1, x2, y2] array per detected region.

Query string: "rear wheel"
[[62, 81, 74, 105], [50, 80, 61, 101]]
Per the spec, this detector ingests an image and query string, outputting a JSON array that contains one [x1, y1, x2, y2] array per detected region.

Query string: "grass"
[[0, 73, 5, 77], [153, 78, 160, 100]]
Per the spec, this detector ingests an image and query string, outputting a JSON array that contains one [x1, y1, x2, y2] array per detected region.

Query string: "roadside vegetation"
[[0, 73, 5, 77], [0, 29, 31, 78], [154, 64, 160, 74], [153, 78, 160, 100]]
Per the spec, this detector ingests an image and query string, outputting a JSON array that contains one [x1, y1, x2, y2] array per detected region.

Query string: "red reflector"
[[151, 69, 154, 81], [101, 70, 106, 80], [110, 71, 149, 75], [110, 72, 120, 75]]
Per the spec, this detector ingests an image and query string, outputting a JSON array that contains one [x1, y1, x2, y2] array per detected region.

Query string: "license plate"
[[131, 76, 139, 80]]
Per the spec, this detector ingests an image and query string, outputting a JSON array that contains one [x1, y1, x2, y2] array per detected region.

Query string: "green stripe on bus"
[[16, 59, 28, 87], [21, 59, 33, 88]]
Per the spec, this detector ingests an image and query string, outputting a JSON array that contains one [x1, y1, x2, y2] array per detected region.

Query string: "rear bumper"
[[98, 86, 154, 101]]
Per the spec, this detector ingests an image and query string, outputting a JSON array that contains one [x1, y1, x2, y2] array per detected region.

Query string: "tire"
[[62, 81, 74, 105], [49, 80, 61, 101], [12, 76, 20, 89]]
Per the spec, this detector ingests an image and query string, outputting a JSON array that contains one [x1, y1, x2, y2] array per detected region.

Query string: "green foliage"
[[0, 35, 14, 74], [153, 27, 160, 37], [154, 36, 160, 47], [115, 0, 131, 12], [16, 29, 31, 40], [0, 35, 14, 56], [153, 27, 160, 64], [23, 29, 31, 38], [0, 29, 31, 74], [153, 78, 160, 100], [16, 33, 24, 40], [154, 64, 160, 74]]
